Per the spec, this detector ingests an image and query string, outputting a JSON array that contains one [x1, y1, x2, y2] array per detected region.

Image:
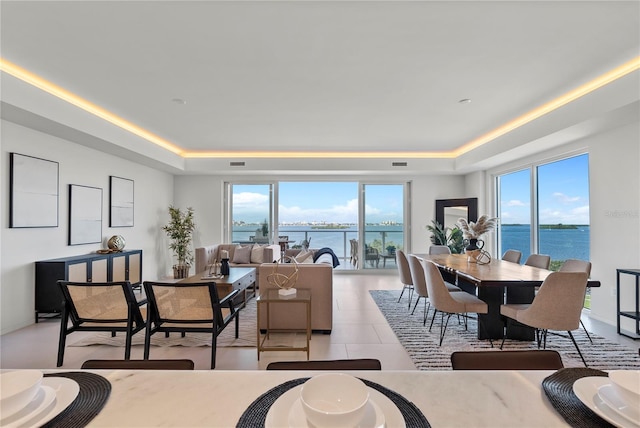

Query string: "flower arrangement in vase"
[[457, 215, 498, 263]]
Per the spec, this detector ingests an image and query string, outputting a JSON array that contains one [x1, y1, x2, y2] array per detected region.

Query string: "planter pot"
[[173, 264, 191, 279]]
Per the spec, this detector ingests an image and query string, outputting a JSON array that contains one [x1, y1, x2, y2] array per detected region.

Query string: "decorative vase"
[[220, 258, 230, 276], [107, 235, 126, 251], [173, 264, 190, 279], [464, 238, 484, 263]]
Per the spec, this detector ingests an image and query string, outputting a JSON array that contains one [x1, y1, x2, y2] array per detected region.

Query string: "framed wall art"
[[69, 184, 103, 245], [109, 176, 134, 227], [9, 152, 59, 228]]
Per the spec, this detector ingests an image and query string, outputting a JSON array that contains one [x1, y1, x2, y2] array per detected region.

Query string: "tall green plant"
[[163, 206, 196, 266], [426, 220, 465, 254]]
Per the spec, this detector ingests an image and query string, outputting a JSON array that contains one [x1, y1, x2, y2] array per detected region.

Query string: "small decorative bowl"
[[609, 370, 640, 405], [0, 370, 43, 418], [300, 373, 369, 428]]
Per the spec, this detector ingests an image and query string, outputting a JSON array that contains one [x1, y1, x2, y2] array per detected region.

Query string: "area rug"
[[370, 290, 640, 370], [70, 298, 257, 348]]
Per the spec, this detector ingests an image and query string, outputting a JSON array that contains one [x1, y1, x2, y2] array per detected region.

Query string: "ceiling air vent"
[[229, 161, 245, 167], [392, 162, 408, 167]]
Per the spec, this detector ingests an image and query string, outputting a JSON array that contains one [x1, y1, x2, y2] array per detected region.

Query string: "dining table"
[[41, 368, 592, 427], [415, 254, 601, 341]]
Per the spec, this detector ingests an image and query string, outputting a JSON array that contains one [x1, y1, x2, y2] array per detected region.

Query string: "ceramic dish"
[[0, 370, 43, 419], [573, 377, 640, 428], [3, 377, 80, 428], [598, 384, 640, 426], [0, 385, 56, 428], [265, 384, 405, 428]]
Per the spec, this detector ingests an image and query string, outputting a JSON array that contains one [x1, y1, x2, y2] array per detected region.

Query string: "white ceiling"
[[1, 1, 639, 175]]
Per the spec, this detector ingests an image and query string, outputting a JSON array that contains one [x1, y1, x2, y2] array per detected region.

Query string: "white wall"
[[484, 120, 640, 328], [1, 120, 175, 334]]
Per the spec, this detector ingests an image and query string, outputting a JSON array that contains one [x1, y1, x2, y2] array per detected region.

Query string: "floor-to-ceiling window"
[[229, 184, 273, 244], [225, 181, 408, 270], [362, 184, 406, 270], [496, 153, 590, 305], [497, 169, 532, 261], [496, 153, 590, 268], [537, 154, 590, 271], [278, 182, 358, 266]]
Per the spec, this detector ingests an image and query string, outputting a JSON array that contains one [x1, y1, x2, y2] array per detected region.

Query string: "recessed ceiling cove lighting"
[[458, 98, 472, 104]]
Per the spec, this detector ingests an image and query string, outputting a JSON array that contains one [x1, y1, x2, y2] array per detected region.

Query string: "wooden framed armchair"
[[57, 280, 146, 367], [142, 281, 240, 369]]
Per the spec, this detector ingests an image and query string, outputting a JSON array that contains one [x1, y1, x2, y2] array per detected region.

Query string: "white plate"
[[573, 377, 640, 428], [598, 384, 640, 426], [0, 385, 56, 427], [2, 377, 80, 428], [266, 384, 405, 428]]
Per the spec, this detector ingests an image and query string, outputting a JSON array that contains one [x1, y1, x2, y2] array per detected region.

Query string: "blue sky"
[[232, 182, 404, 224], [499, 154, 590, 225]]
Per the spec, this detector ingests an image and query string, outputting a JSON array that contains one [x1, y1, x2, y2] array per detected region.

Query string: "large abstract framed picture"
[[69, 184, 103, 245], [10, 153, 59, 228], [109, 176, 134, 227]]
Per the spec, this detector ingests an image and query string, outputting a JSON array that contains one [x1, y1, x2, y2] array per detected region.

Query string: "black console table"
[[35, 250, 142, 322], [616, 268, 640, 340]]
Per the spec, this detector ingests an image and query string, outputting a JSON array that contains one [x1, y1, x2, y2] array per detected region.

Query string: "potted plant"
[[163, 205, 196, 279], [426, 220, 465, 254]]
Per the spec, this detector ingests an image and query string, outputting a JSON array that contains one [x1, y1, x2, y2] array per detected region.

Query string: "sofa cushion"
[[232, 245, 252, 264], [251, 244, 267, 263], [294, 249, 313, 263]]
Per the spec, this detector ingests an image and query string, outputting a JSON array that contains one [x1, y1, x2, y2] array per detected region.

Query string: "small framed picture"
[[69, 184, 103, 245]]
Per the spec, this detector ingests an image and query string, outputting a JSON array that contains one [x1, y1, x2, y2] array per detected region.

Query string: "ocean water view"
[[232, 224, 589, 265], [501, 224, 590, 263]]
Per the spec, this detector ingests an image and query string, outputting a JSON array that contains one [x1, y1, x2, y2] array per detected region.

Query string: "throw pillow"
[[232, 245, 252, 264], [300, 256, 315, 264], [250, 245, 266, 263], [294, 250, 313, 263]]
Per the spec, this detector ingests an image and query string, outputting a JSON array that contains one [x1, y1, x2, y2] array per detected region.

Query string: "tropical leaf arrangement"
[[457, 215, 498, 239], [426, 220, 465, 254]]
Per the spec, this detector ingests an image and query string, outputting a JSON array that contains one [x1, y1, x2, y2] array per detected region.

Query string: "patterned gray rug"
[[70, 298, 257, 348], [370, 290, 640, 370]]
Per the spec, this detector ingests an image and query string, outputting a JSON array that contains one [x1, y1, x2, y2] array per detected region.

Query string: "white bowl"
[[300, 373, 369, 428], [0, 370, 43, 419], [609, 370, 640, 405]]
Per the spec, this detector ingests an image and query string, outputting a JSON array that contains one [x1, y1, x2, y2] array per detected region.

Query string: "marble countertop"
[[72, 369, 569, 427]]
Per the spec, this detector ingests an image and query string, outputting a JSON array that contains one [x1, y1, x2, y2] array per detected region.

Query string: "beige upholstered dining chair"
[[407, 255, 461, 325], [428, 245, 451, 255], [143, 281, 240, 369], [57, 280, 146, 367], [559, 259, 593, 343], [524, 254, 551, 269], [423, 261, 492, 346], [395, 250, 414, 309], [502, 250, 522, 264], [500, 271, 589, 366]]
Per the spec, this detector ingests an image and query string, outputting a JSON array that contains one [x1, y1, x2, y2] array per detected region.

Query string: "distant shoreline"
[[503, 224, 588, 229]]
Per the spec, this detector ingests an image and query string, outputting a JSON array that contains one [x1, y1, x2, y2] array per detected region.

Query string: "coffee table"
[[179, 267, 256, 307]]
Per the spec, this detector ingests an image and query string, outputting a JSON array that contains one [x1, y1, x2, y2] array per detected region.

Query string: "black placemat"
[[542, 367, 614, 428], [236, 377, 430, 428], [42, 372, 111, 428]]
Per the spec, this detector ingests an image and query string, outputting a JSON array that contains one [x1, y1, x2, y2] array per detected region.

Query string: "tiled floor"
[[1, 272, 637, 370]]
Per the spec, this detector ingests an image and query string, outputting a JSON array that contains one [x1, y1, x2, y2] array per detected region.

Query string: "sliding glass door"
[[229, 184, 273, 244], [362, 184, 406, 270]]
